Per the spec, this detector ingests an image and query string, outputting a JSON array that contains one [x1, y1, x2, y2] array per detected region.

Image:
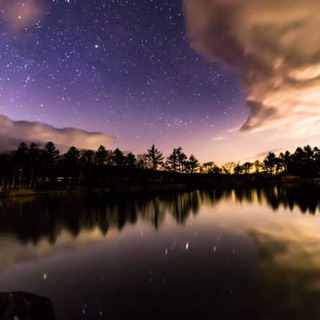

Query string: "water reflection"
[[0, 191, 202, 245], [1, 185, 320, 245], [246, 222, 320, 319], [1, 185, 320, 319]]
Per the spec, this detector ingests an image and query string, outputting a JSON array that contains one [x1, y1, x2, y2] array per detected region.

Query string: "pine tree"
[[43, 142, 60, 178], [113, 148, 125, 166], [166, 147, 187, 173], [187, 154, 199, 173], [145, 145, 164, 170], [95, 145, 108, 166], [125, 152, 136, 167]]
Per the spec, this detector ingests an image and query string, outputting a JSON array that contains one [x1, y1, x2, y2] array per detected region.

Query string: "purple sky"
[[9, 0, 320, 166]]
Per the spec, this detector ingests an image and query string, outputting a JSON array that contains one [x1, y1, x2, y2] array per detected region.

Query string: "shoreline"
[[2, 175, 320, 198]]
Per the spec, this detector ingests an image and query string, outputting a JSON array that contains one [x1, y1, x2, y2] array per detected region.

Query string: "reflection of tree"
[[0, 191, 203, 244], [213, 184, 320, 215], [2, 185, 320, 245]]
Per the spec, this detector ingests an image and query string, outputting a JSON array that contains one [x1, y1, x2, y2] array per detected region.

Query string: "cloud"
[[0, 0, 46, 32], [243, 148, 284, 162], [212, 136, 226, 141], [0, 115, 113, 151], [184, 0, 320, 137]]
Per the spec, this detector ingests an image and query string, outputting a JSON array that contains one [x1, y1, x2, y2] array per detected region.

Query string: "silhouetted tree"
[[13, 142, 29, 187], [253, 160, 264, 174], [288, 146, 320, 177], [280, 151, 292, 174], [95, 145, 108, 166], [7, 139, 320, 191], [178, 149, 188, 173], [81, 150, 95, 165], [125, 152, 136, 167], [222, 162, 236, 175], [264, 152, 277, 175], [28, 143, 40, 187], [63, 146, 80, 180], [43, 142, 60, 178], [186, 155, 199, 173], [242, 162, 253, 174], [113, 148, 125, 166], [0, 153, 13, 189], [165, 147, 187, 173], [165, 148, 179, 172], [201, 161, 218, 174], [145, 145, 164, 170], [80, 150, 95, 181], [136, 154, 147, 169], [233, 163, 243, 175], [65, 146, 80, 164]]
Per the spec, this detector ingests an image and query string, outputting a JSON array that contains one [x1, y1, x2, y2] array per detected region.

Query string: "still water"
[[1, 185, 320, 319]]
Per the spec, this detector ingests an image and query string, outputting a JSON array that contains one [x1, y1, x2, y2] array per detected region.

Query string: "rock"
[[0, 292, 55, 320]]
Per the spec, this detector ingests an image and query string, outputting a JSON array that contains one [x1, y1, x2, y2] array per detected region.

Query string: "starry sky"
[[0, 0, 252, 162], [4, 0, 318, 164]]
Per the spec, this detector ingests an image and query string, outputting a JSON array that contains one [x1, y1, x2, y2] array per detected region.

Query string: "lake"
[[1, 185, 320, 319]]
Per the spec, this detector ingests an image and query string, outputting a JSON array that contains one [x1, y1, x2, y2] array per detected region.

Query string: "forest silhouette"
[[1, 142, 320, 191]]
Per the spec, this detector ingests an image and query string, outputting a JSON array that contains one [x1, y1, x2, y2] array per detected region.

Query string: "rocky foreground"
[[0, 292, 55, 320]]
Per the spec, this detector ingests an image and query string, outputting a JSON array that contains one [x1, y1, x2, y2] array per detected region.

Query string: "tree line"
[[0, 142, 203, 188], [225, 145, 320, 177], [0, 142, 320, 189]]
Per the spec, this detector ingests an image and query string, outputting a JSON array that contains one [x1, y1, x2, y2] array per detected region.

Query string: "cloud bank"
[[0, 115, 112, 151], [185, 0, 320, 137]]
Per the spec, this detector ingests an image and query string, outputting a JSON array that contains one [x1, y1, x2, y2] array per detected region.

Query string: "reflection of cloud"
[[0, 115, 113, 150], [252, 222, 320, 273], [0, 228, 117, 271], [185, 0, 320, 137], [247, 219, 320, 318], [0, 0, 46, 32], [248, 221, 320, 319]]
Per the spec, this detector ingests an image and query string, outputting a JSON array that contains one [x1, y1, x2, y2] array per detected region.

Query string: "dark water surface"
[[1, 185, 320, 319]]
